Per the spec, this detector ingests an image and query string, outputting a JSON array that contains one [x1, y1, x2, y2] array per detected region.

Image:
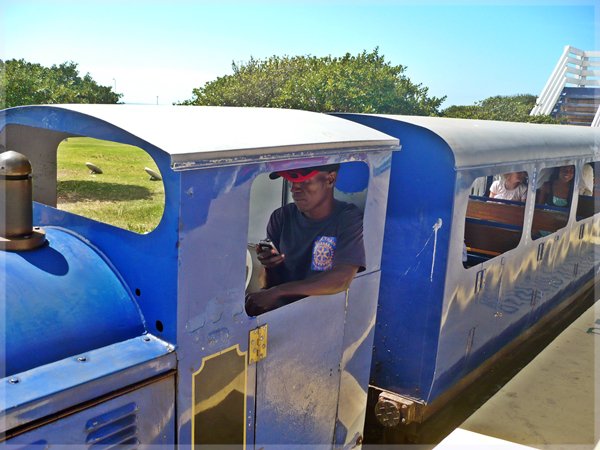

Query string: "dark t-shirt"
[[266, 200, 366, 284]]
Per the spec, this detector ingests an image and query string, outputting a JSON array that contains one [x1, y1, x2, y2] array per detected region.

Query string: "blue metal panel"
[[1, 227, 144, 377], [174, 163, 261, 447], [334, 272, 381, 448], [2, 374, 175, 447], [174, 151, 393, 446], [336, 114, 455, 401], [1, 334, 175, 433], [254, 292, 347, 447], [2, 106, 181, 344]]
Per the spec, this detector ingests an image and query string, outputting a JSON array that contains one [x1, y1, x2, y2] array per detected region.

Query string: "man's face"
[[290, 171, 336, 216]]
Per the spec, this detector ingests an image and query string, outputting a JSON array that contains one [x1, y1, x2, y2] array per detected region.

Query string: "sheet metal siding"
[[429, 157, 600, 402], [340, 114, 600, 404], [3, 375, 175, 446], [174, 152, 392, 446], [2, 336, 175, 433], [3, 105, 398, 164], [336, 114, 455, 398], [369, 115, 600, 168], [0, 107, 182, 344]]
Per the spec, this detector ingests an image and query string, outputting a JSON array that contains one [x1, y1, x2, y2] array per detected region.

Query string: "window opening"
[[531, 165, 575, 239], [463, 171, 528, 268], [245, 161, 368, 312], [57, 137, 165, 234], [576, 162, 598, 221]]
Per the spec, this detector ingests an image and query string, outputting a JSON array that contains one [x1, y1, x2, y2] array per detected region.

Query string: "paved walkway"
[[437, 301, 599, 450]]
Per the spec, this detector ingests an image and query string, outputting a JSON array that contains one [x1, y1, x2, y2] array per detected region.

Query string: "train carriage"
[[337, 113, 600, 428]]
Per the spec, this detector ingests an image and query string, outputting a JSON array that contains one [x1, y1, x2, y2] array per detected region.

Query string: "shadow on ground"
[[57, 180, 154, 202]]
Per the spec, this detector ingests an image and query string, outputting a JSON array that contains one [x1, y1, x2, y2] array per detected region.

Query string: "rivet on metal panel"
[[76, 356, 87, 362], [8, 377, 19, 384]]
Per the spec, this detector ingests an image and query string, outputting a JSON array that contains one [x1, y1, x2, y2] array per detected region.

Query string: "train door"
[[462, 174, 505, 330], [244, 159, 386, 448], [574, 161, 598, 280], [529, 165, 575, 321], [252, 293, 348, 447], [460, 169, 530, 359], [245, 170, 349, 447]]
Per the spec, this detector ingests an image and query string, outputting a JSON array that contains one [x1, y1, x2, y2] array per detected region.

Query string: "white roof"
[[365, 115, 600, 169], [41, 105, 398, 165]]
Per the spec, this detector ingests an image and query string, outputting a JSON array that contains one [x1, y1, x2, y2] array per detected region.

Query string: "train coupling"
[[374, 391, 420, 426]]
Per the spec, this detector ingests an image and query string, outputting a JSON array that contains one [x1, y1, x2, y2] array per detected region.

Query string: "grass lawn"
[[57, 137, 165, 234]]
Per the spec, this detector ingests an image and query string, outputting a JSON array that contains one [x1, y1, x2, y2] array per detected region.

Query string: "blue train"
[[1, 105, 598, 448]]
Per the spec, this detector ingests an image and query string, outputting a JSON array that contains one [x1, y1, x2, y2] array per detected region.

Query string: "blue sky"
[[1, 0, 597, 107]]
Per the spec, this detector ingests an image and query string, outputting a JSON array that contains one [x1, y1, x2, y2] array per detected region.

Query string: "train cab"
[[0, 105, 398, 448]]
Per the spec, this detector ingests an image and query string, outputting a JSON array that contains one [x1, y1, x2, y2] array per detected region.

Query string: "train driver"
[[245, 164, 365, 316]]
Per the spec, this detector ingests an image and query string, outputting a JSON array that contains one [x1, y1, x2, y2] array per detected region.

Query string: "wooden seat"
[[466, 198, 525, 227], [464, 220, 522, 256], [531, 206, 569, 236], [464, 198, 525, 260]]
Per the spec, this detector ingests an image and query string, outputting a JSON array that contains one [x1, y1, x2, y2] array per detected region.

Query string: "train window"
[[463, 171, 528, 268], [531, 165, 575, 239], [57, 137, 165, 234], [576, 162, 598, 221], [245, 161, 368, 312]]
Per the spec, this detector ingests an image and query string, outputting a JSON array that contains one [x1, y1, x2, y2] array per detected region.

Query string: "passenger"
[[245, 164, 365, 316], [537, 165, 575, 207], [489, 171, 528, 202]]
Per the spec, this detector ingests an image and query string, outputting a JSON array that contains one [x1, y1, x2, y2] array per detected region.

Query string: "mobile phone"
[[258, 238, 279, 254]]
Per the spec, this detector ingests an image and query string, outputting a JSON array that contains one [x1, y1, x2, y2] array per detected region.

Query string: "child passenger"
[[489, 171, 528, 202]]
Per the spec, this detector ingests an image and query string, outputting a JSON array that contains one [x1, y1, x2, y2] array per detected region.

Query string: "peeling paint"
[[431, 218, 443, 282]]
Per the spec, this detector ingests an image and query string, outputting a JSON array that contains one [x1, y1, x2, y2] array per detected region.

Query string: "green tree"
[[441, 94, 560, 123], [182, 49, 445, 115], [0, 59, 121, 108]]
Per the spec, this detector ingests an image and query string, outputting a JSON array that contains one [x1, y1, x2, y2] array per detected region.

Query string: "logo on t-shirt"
[[311, 236, 337, 271]]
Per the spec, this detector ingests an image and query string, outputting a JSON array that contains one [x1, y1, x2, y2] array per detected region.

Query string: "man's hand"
[[245, 288, 281, 316], [255, 244, 285, 269]]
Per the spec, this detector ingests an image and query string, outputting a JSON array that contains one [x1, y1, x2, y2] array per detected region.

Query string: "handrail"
[[531, 46, 600, 118], [592, 106, 600, 127], [531, 45, 571, 115]]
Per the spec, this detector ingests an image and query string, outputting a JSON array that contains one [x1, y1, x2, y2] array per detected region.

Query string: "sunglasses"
[[276, 169, 320, 182]]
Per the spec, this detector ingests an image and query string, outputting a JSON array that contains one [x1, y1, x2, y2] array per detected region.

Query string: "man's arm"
[[255, 246, 285, 289], [245, 264, 358, 316]]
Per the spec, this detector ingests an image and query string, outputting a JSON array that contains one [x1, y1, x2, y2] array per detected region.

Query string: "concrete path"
[[449, 301, 600, 449]]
